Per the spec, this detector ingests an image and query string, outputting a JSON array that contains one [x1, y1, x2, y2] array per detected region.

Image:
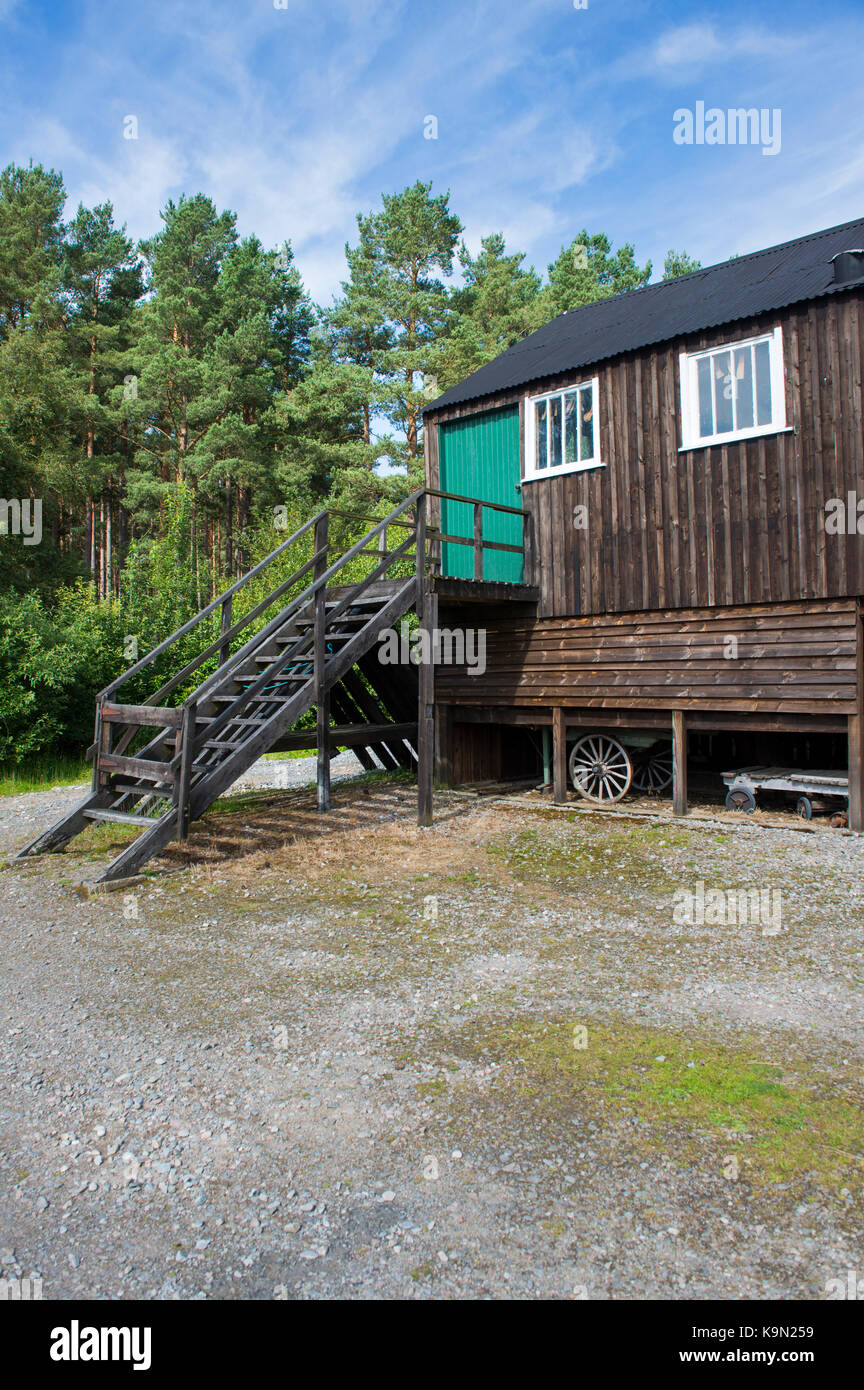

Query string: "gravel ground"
[[1, 764, 863, 1301]]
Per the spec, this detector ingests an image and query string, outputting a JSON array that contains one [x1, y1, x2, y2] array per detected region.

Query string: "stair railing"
[[187, 491, 424, 751], [91, 486, 534, 815], [99, 508, 328, 706]]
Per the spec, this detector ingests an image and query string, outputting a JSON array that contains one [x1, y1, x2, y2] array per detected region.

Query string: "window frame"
[[678, 326, 789, 451], [523, 376, 603, 480]]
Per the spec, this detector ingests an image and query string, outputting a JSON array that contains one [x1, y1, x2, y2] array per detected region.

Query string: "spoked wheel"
[[568, 734, 633, 804], [795, 795, 813, 820], [631, 741, 674, 794], [725, 786, 756, 813]]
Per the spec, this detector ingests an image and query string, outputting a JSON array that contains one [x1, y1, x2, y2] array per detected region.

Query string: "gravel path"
[[1, 774, 862, 1300]]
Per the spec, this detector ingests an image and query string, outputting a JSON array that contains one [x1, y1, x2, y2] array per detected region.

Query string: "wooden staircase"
[[15, 495, 425, 883], [15, 486, 534, 883]]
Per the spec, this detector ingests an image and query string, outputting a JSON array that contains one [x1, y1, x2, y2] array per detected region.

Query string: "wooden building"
[[18, 219, 864, 883], [421, 218, 864, 827]]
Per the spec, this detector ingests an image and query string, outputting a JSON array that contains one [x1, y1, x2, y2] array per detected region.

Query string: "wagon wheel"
[[631, 741, 674, 794], [568, 735, 633, 804], [725, 786, 756, 813], [795, 795, 813, 820]]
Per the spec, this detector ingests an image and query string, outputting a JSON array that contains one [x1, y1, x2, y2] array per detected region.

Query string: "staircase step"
[[235, 676, 311, 689], [196, 714, 261, 729], [293, 615, 369, 632], [252, 654, 317, 666], [83, 809, 169, 828], [210, 692, 281, 704], [110, 782, 173, 798]]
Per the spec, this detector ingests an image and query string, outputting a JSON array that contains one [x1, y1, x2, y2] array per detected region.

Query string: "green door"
[[438, 406, 523, 582]]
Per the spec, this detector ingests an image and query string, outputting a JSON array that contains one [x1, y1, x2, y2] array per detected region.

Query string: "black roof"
[[427, 215, 864, 413]]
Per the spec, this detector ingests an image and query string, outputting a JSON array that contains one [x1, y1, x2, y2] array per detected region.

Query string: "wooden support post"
[[552, 707, 567, 804], [96, 701, 112, 792], [522, 508, 536, 587], [178, 702, 195, 840], [417, 495, 435, 826], [434, 703, 452, 787], [92, 703, 104, 792], [849, 715, 864, 832], [219, 595, 232, 666], [851, 603, 864, 833], [314, 512, 330, 814], [473, 501, 483, 582], [672, 709, 688, 817]]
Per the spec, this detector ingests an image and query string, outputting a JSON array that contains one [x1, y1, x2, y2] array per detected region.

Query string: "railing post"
[[92, 699, 106, 792], [415, 492, 426, 618], [416, 494, 435, 827], [219, 595, 232, 666], [314, 512, 331, 814], [473, 501, 483, 582], [523, 508, 536, 587], [178, 701, 196, 839]]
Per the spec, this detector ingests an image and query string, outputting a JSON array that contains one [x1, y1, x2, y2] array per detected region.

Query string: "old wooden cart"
[[722, 766, 850, 820]]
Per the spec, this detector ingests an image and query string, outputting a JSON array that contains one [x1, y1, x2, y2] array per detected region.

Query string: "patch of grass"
[[0, 755, 90, 797], [417, 1077, 447, 1099], [462, 1018, 864, 1194], [485, 817, 763, 913], [262, 748, 351, 761]]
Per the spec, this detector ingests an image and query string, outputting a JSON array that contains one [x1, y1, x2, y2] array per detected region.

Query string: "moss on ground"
[[454, 1016, 864, 1197]]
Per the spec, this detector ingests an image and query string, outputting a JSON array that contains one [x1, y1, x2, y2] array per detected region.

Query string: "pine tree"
[[0, 162, 66, 337], [333, 182, 463, 477], [663, 249, 702, 280], [63, 201, 144, 593], [537, 231, 652, 321], [0, 163, 72, 594], [439, 233, 540, 388]]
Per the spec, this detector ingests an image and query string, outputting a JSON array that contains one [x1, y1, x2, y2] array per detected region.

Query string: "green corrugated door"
[[438, 406, 523, 582]]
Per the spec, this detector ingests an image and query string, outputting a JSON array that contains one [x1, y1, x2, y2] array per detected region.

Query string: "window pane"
[[580, 385, 594, 459], [549, 396, 562, 467], [712, 350, 734, 434], [734, 346, 754, 430], [697, 358, 713, 437], [755, 340, 772, 425], [536, 400, 547, 469], [564, 391, 579, 463]]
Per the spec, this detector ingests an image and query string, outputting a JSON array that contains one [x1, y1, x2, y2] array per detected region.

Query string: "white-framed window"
[[679, 326, 788, 450], [524, 378, 602, 479]]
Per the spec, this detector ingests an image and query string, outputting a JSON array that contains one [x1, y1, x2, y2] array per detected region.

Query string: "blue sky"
[[1, 0, 863, 304]]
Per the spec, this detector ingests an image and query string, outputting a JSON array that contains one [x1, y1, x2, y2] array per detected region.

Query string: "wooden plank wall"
[[435, 598, 859, 717], [425, 290, 864, 619], [448, 722, 539, 784]]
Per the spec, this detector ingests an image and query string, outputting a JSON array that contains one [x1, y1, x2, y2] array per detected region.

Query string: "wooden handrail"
[[97, 485, 528, 737], [424, 487, 526, 518], [100, 509, 325, 699], [187, 504, 421, 712]]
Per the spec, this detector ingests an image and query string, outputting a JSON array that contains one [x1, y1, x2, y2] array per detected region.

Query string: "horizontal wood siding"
[[426, 290, 864, 618], [435, 598, 859, 717]]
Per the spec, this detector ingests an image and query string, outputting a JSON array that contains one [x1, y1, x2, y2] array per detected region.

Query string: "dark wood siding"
[[425, 289, 864, 618], [435, 598, 859, 718]]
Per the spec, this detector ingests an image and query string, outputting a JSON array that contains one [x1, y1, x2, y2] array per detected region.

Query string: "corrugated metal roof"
[[426, 215, 864, 413]]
